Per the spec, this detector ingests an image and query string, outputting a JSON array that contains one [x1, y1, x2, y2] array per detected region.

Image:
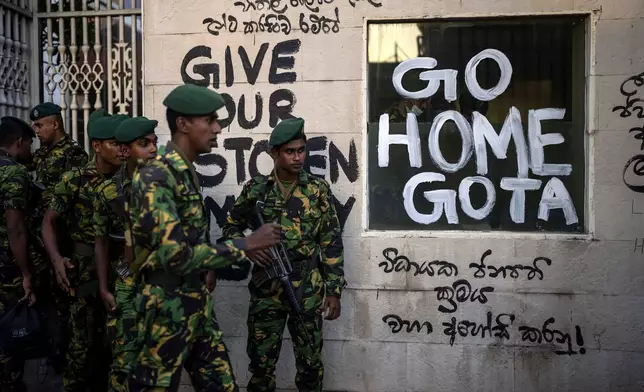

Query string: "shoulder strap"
[[0, 157, 15, 167]]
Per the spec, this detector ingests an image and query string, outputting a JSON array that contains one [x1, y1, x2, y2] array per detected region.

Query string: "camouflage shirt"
[[29, 135, 88, 216], [49, 159, 113, 245], [93, 163, 131, 266], [128, 141, 249, 277], [0, 150, 31, 253], [222, 170, 345, 297]]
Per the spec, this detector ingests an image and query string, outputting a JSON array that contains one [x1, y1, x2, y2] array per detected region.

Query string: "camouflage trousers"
[[0, 273, 26, 392], [63, 254, 110, 392], [128, 283, 238, 392], [107, 276, 138, 392], [246, 269, 325, 392]]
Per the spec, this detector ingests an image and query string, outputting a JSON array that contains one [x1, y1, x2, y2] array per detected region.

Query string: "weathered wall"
[[142, 0, 644, 390]]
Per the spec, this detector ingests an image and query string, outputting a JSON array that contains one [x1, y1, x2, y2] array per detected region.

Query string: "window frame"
[[360, 11, 597, 241]]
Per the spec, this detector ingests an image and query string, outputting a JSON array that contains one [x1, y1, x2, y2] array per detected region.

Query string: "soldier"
[[42, 113, 127, 392], [93, 116, 159, 391], [221, 117, 346, 392], [126, 84, 281, 392], [0, 116, 38, 392], [28, 102, 88, 372], [29, 102, 89, 198]]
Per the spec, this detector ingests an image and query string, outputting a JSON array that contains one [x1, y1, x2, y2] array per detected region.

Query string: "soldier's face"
[[125, 134, 158, 161], [31, 116, 57, 145], [273, 138, 306, 175], [182, 114, 221, 154], [94, 139, 122, 167]]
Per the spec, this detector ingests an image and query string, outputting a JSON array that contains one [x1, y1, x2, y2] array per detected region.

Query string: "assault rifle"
[[254, 201, 314, 351]]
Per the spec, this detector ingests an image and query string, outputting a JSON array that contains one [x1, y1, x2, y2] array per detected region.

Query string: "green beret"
[[89, 114, 129, 140], [29, 102, 61, 121], [1, 116, 35, 138], [163, 84, 225, 115], [268, 117, 305, 147], [115, 116, 158, 144], [87, 109, 111, 138], [89, 108, 110, 123]]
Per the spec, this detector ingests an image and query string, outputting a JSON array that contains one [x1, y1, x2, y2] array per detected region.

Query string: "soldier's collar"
[[267, 168, 309, 186], [51, 133, 68, 148], [0, 148, 14, 160]]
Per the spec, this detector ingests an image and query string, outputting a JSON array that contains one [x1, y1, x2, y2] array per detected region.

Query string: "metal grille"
[[37, 0, 142, 151], [0, 0, 34, 119]]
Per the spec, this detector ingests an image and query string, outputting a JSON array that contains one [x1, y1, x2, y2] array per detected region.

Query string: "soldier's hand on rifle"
[[318, 295, 341, 320], [248, 249, 273, 268], [245, 223, 281, 251], [20, 274, 36, 306], [52, 255, 74, 293], [100, 290, 116, 312]]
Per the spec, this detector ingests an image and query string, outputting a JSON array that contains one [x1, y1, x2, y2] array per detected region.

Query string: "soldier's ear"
[[176, 116, 190, 135], [51, 116, 62, 132], [91, 139, 101, 153]]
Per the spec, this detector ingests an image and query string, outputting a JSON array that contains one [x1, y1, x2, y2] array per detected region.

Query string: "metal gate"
[[0, 0, 35, 120], [37, 0, 142, 151]]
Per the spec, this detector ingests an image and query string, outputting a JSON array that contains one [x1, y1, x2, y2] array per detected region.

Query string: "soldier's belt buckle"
[[116, 263, 130, 279]]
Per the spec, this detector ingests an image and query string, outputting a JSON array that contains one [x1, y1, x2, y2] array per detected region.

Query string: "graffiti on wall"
[[181, 38, 301, 128], [377, 50, 579, 227], [379, 247, 587, 355], [179, 35, 359, 234], [202, 0, 381, 36], [614, 72, 644, 193], [198, 135, 359, 231]]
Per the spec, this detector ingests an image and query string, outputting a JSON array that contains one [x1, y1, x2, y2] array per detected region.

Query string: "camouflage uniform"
[[222, 170, 345, 392], [127, 141, 247, 391], [28, 134, 88, 369], [0, 150, 33, 392], [29, 134, 88, 273], [49, 159, 113, 391], [93, 163, 137, 392]]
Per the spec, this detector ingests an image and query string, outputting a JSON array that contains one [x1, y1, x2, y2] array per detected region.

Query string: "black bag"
[[0, 300, 50, 359]]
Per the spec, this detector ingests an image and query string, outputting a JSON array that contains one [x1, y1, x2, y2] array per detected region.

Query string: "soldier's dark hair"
[[0, 118, 35, 147], [167, 108, 196, 135]]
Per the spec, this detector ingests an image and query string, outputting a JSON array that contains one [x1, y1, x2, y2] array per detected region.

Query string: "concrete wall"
[[142, 0, 644, 390]]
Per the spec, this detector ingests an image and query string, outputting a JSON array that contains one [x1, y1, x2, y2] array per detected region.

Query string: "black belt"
[[142, 270, 202, 291]]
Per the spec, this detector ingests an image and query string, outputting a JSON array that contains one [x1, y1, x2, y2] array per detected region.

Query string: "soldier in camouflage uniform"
[[28, 102, 89, 372], [221, 117, 346, 392], [94, 116, 159, 392], [0, 116, 38, 392], [42, 113, 127, 392], [126, 84, 281, 392]]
